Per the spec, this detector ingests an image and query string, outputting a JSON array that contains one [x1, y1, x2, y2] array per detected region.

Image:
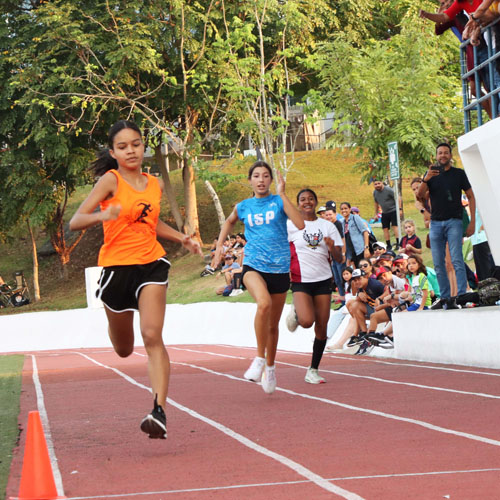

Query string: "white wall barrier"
[[458, 118, 500, 265]]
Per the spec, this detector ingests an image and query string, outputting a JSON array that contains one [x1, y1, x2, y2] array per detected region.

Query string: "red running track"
[[6, 345, 500, 499]]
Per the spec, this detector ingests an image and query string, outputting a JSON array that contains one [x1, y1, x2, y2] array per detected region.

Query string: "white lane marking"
[[159, 347, 500, 401], [168, 346, 246, 359], [277, 361, 500, 400], [213, 344, 500, 377], [31, 355, 65, 497], [76, 352, 363, 500], [174, 361, 500, 448], [59, 467, 500, 499], [325, 354, 500, 377]]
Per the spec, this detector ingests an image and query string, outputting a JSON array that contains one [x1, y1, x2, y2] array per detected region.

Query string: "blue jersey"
[[237, 194, 290, 273]]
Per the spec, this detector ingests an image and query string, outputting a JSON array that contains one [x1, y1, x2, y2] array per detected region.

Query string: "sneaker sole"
[[305, 377, 326, 384], [140, 415, 167, 439]]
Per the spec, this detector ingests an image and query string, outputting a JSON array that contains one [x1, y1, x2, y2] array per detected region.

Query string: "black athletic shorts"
[[96, 257, 171, 313], [291, 278, 332, 296], [242, 265, 290, 294], [381, 210, 397, 229]]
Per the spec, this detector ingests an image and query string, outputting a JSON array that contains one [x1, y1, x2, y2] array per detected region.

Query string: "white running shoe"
[[304, 367, 326, 384], [286, 304, 299, 332], [244, 357, 265, 382], [261, 366, 277, 394]]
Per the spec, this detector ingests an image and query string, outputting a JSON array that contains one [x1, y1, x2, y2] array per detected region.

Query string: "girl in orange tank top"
[[70, 120, 202, 439]]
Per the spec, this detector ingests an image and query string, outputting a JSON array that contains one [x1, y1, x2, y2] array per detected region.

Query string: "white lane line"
[[325, 353, 500, 377], [173, 360, 500, 448], [168, 346, 246, 359], [160, 347, 500, 401], [277, 361, 500, 400], [76, 352, 363, 500], [60, 467, 500, 499], [31, 355, 65, 497]]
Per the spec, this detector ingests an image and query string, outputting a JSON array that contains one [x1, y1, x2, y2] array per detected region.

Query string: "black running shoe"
[[367, 332, 385, 345], [140, 395, 167, 439], [355, 340, 373, 355], [378, 335, 394, 349], [347, 335, 364, 347], [430, 298, 445, 310]]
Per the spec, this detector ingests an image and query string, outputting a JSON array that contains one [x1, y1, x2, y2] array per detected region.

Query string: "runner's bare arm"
[[70, 173, 119, 231]]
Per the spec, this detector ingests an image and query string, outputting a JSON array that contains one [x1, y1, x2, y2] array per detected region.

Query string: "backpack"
[[477, 278, 500, 306]]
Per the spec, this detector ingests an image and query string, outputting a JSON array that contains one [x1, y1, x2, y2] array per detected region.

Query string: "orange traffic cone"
[[13, 411, 65, 500]]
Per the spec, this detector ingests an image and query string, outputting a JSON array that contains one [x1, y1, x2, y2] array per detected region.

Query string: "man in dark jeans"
[[373, 179, 399, 250], [417, 142, 476, 309]]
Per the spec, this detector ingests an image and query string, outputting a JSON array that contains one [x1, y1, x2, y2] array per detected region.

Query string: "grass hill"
[[0, 148, 431, 314]]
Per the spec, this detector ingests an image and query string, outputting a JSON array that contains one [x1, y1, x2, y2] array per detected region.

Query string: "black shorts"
[[96, 257, 171, 313], [381, 210, 397, 229], [242, 265, 290, 294], [291, 278, 332, 296]]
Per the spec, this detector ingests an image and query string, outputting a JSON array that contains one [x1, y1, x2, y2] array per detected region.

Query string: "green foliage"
[[311, 6, 464, 182]]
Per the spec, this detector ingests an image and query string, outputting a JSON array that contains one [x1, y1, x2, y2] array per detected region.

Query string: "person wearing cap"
[[372, 241, 387, 259], [286, 188, 343, 384], [316, 206, 327, 218], [373, 178, 400, 251], [339, 202, 371, 267], [417, 142, 475, 309], [345, 268, 386, 352], [392, 254, 408, 279]]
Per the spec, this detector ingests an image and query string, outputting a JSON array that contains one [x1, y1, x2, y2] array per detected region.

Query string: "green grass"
[[0, 355, 24, 500]]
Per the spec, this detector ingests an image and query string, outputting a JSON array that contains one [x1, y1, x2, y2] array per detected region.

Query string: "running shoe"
[[378, 335, 394, 349], [367, 332, 385, 345], [354, 340, 373, 356], [140, 395, 167, 439], [286, 304, 299, 332], [346, 335, 364, 347], [261, 366, 277, 394], [305, 367, 326, 384], [244, 357, 265, 382]]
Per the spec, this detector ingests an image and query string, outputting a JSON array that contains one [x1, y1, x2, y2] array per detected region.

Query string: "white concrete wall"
[[2, 303, 499, 369], [458, 118, 500, 265], [393, 306, 500, 369]]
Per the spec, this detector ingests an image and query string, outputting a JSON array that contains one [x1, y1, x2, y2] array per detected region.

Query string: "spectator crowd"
[[200, 141, 500, 359]]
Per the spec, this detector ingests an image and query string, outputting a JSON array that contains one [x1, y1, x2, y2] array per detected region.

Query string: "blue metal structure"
[[460, 18, 500, 132]]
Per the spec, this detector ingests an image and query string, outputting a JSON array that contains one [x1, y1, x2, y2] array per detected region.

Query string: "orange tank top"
[[98, 170, 166, 267]]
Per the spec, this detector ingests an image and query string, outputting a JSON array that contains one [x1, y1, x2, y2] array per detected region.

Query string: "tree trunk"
[[27, 220, 40, 302], [154, 145, 184, 231], [204, 180, 226, 229], [182, 156, 202, 243]]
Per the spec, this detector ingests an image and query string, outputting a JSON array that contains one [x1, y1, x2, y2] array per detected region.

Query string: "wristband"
[[471, 14, 479, 23]]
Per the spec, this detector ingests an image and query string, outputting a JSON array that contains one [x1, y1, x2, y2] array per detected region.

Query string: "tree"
[[1, 0, 94, 286], [9, 0, 248, 244], [310, 6, 463, 181]]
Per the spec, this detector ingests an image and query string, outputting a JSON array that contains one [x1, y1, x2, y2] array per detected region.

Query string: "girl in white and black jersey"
[[286, 189, 343, 384]]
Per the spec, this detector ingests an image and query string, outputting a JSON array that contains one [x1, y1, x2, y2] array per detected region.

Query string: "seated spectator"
[[376, 252, 394, 269], [372, 241, 387, 259], [345, 269, 387, 350], [392, 253, 408, 280], [402, 255, 432, 311], [358, 258, 376, 279], [365, 266, 408, 347], [215, 254, 242, 295], [399, 219, 422, 257]]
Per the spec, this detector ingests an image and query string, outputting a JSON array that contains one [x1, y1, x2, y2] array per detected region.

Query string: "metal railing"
[[461, 16, 500, 132]]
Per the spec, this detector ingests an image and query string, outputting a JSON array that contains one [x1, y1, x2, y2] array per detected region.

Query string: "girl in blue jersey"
[[214, 161, 304, 394]]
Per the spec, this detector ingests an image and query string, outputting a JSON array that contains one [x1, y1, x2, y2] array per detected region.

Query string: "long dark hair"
[[408, 255, 427, 276], [91, 121, 142, 177], [248, 160, 273, 180]]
